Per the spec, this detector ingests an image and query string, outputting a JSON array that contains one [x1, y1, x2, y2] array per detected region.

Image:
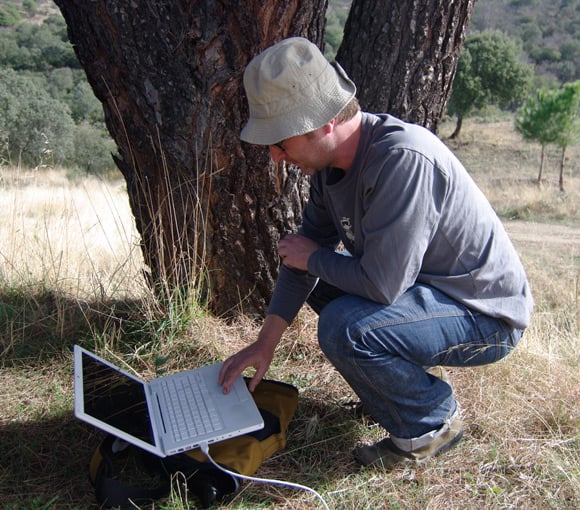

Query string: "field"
[[0, 116, 578, 509]]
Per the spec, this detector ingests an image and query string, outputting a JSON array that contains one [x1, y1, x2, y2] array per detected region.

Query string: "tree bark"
[[559, 146, 565, 193], [54, 0, 326, 318], [336, 0, 475, 132], [537, 144, 545, 186], [449, 114, 463, 139], [54, 0, 475, 319]]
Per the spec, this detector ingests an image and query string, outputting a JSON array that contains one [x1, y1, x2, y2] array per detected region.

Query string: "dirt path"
[[504, 220, 580, 248]]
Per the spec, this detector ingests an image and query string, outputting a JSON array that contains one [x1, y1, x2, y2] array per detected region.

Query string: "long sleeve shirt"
[[267, 113, 533, 330]]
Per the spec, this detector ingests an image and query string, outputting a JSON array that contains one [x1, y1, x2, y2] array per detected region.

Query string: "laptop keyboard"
[[160, 371, 224, 442]]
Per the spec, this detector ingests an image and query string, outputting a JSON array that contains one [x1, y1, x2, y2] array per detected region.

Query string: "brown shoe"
[[426, 366, 451, 384], [353, 418, 464, 468]]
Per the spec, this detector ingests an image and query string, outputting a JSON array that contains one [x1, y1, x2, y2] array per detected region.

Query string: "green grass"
[[1, 117, 579, 509]]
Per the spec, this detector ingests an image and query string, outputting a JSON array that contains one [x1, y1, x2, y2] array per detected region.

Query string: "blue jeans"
[[309, 282, 523, 439]]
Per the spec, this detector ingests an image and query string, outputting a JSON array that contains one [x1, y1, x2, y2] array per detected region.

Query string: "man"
[[219, 37, 533, 468]]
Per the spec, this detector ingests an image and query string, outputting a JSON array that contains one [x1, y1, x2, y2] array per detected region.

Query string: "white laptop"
[[73, 345, 264, 457]]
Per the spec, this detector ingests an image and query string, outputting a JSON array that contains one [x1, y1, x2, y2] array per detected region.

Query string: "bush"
[[0, 14, 78, 71], [0, 69, 75, 167], [0, 4, 21, 27], [67, 80, 104, 123], [447, 30, 534, 137], [71, 122, 117, 176], [0, 68, 114, 171], [531, 47, 561, 64], [23, 0, 37, 15]]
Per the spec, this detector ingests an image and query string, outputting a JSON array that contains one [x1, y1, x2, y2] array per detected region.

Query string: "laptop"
[[73, 345, 264, 457]]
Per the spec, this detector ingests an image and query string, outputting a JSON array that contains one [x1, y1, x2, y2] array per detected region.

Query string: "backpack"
[[88, 378, 299, 508]]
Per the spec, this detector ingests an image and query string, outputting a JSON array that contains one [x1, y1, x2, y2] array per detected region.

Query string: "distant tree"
[[470, 0, 579, 84], [72, 122, 117, 176], [46, 67, 74, 98], [515, 81, 580, 191], [0, 4, 20, 27], [0, 15, 78, 71], [67, 80, 104, 124], [324, 5, 348, 59], [448, 30, 534, 138], [324, 24, 343, 59], [531, 47, 561, 65], [520, 22, 542, 52], [560, 40, 580, 67], [515, 89, 560, 185], [552, 82, 580, 191], [23, 0, 38, 15], [0, 68, 75, 167]]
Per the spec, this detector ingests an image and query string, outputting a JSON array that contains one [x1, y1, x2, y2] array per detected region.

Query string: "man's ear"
[[323, 118, 336, 134]]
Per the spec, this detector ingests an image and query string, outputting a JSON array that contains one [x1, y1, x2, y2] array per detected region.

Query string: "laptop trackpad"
[[232, 377, 251, 402]]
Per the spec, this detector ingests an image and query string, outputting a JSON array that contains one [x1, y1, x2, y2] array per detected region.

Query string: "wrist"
[[258, 314, 288, 348]]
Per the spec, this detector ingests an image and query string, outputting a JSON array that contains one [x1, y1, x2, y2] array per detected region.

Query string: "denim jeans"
[[308, 281, 523, 439]]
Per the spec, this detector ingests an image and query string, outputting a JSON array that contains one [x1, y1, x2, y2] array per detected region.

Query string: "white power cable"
[[199, 442, 330, 510]]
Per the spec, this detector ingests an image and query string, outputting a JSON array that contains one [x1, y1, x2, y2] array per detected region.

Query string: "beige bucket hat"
[[240, 37, 357, 146]]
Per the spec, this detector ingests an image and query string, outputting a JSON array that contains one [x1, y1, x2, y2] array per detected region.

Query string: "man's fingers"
[[218, 358, 231, 385], [247, 367, 267, 393], [218, 358, 240, 394]]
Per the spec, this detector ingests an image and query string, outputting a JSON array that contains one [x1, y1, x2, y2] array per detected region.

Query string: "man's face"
[[268, 126, 333, 176]]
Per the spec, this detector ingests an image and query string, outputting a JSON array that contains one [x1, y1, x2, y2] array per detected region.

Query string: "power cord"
[[199, 442, 330, 509]]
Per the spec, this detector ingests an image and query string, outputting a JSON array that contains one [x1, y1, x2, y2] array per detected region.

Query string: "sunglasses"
[[272, 140, 286, 152]]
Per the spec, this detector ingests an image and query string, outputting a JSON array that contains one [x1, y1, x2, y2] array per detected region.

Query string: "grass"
[[0, 116, 579, 509]]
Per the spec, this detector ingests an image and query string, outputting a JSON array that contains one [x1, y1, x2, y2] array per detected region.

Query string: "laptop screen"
[[81, 351, 156, 447]]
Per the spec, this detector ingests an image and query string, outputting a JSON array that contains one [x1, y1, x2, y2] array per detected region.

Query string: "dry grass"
[[441, 115, 580, 226], [0, 169, 145, 299], [0, 117, 578, 509]]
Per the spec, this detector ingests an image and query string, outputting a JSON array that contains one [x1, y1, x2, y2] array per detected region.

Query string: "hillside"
[[4, 0, 578, 84], [327, 0, 579, 84], [0, 0, 59, 25], [471, 0, 580, 83]]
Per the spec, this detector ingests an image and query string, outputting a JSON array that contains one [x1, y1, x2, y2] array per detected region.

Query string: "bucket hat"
[[240, 37, 356, 146]]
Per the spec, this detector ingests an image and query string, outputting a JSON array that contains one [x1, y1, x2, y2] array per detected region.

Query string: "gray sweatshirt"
[[268, 113, 533, 330]]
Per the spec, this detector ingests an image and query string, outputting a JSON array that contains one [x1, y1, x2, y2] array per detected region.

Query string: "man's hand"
[[218, 339, 275, 394], [218, 315, 288, 393], [278, 233, 319, 271]]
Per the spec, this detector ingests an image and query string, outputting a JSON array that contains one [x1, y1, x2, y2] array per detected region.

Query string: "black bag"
[[88, 379, 299, 508]]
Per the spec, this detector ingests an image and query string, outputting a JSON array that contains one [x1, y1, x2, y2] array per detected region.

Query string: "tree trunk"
[[54, 0, 326, 318], [336, 0, 475, 132], [537, 144, 545, 186], [559, 146, 566, 192], [449, 114, 463, 139]]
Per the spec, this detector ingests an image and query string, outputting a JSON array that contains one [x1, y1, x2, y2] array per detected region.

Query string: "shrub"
[[0, 4, 21, 27], [0, 68, 75, 167], [70, 122, 117, 176]]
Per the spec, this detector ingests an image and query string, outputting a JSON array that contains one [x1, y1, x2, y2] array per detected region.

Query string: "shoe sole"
[[354, 426, 464, 468], [425, 427, 464, 462]]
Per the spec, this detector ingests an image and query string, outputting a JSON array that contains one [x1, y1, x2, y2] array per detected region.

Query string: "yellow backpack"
[[89, 379, 299, 508]]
